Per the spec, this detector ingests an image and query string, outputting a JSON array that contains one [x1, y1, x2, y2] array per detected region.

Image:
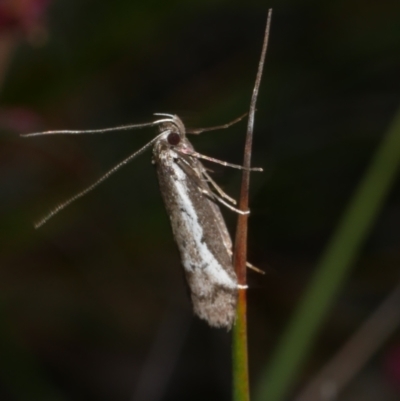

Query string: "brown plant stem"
[[232, 9, 272, 401]]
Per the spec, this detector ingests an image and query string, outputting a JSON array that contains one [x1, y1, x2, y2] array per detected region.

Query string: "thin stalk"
[[233, 10, 272, 401]]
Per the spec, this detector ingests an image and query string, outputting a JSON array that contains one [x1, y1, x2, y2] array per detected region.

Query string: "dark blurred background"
[[1, 1, 400, 400]]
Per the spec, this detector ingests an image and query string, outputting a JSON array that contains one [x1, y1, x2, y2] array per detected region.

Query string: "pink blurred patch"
[[383, 344, 400, 393], [0, 107, 43, 133], [0, 0, 50, 34]]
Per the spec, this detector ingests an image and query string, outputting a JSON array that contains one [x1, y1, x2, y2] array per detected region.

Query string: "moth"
[[153, 114, 253, 328], [23, 12, 271, 329], [24, 113, 259, 329]]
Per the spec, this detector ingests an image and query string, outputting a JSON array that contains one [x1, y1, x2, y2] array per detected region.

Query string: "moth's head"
[[157, 114, 186, 147]]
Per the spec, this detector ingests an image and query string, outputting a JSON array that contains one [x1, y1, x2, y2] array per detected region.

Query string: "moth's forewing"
[[153, 129, 237, 329]]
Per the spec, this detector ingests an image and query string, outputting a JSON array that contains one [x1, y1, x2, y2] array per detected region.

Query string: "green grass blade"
[[233, 291, 250, 401], [255, 107, 400, 401]]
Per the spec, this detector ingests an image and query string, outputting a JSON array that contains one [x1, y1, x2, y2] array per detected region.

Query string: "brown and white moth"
[[23, 113, 258, 329], [154, 115, 242, 328], [22, 12, 271, 329]]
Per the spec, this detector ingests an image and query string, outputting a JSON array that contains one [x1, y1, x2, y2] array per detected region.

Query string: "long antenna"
[[31, 132, 165, 228], [21, 117, 173, 137]]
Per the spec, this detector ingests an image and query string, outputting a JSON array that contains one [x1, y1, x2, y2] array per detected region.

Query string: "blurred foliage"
[[257, 105, 400, 401], [0, 1, 400, 401]]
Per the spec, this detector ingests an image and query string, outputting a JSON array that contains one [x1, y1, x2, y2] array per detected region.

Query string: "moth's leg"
[[244, 261, 265, 275], [199, 188, 249, 215], [176, 149, 262, 172], [226, 249, 265, 275], [175, 157, 248, 215], [202, 170, 236, 205]]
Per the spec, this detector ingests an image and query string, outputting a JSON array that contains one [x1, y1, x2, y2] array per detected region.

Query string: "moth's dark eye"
[[167, 132, 181, 146]]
